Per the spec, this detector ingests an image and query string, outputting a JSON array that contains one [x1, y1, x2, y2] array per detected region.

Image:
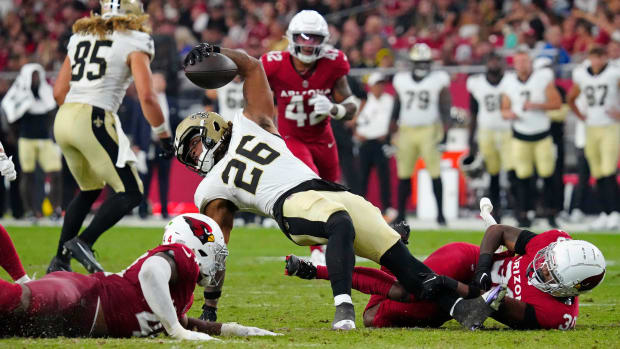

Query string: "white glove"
[[168, 323, 220, 341], [221, 322, 281, 336], [309, 94, 335, 116], [0, 155, 16, 181]]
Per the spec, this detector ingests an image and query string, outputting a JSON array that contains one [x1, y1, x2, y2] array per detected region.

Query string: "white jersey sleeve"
[[64, 30, 155, 113], [194, 111, 320, 216]]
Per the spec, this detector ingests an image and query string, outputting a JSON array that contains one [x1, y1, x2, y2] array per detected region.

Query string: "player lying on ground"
[[176, 43, 504, 331], [0, 213, 278, 340], [286, 200, 606, 330]]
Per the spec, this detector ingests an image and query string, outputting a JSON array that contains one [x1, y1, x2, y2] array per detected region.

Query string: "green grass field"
[[1, 225, 619, 348]]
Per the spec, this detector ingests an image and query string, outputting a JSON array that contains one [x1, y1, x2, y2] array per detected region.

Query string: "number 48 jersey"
[[260, 49, 350, 143], [194, 111, 319, 216], [64, 30, 154, 113]]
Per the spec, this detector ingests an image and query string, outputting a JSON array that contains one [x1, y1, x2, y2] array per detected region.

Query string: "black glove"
[[184, 43, 221, 67], [200, 304, 217, 322], [157, 136, 175, 160], [390, 220, 410, 245], [472, 253, 493, 291], [418, 272, 458, 300]]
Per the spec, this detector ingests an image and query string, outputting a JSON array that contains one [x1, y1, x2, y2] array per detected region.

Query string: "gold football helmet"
[[409, 43, 432, 79], [100, 0, 144, 18], [175, 112, 230, 175]]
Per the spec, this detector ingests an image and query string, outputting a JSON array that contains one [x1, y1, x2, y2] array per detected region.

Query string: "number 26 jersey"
[[64, 30, 154, 113], [260, 49, 350, 143], [194, 111, 319, 216]]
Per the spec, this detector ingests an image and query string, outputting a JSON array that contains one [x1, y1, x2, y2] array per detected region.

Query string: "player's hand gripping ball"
[[184, 43, 238, 89]]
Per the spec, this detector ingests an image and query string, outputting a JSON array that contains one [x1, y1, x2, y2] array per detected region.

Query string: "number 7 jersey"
[[64, 30, 154, 113], [194, 111, 320, 216], [260, 49, 350, 143]]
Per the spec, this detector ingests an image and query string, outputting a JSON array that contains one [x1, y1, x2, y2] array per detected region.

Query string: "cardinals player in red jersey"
[[260, 10, 360, 265], [0, 214, 278, 339], [286, 199, 606, 330]]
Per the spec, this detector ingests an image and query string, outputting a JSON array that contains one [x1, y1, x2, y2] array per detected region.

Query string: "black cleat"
[[390, 220, 411, 244], [46, 256, 72, 274], [62, 237, 104, 273], [285, 254, 317, 279], [517, 216, 532, 228], [332, 302, 356, 330], [451, 285, 506, 330], [547, 215, 559, 228], [437, 214, 447, 226]]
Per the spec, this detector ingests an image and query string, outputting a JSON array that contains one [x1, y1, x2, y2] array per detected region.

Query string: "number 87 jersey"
[[64, 30, 154, 113], [260, 49, 350, 143]]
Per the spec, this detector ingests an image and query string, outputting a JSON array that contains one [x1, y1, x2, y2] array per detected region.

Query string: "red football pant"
[[316, 242, 480, 327], [0, 278, 22, 313], [0, 224, 27, 281], [284, 136, 340, 182]]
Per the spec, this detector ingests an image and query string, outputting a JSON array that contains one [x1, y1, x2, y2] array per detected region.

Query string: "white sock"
[[334, 294, 352, 306], [15, 275, 31, 284]]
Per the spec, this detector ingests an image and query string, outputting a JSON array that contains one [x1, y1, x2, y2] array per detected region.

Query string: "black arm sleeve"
[[514, 230, 537, 255], [391, 96, 401, 122]]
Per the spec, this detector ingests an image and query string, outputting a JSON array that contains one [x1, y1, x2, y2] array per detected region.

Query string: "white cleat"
[[590, 213, 608, 231], [332, 319, 356, 330], [569, 209, 584, 223], [606, 212, 620, 231]]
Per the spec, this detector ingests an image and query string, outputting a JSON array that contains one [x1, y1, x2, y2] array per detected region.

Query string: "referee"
[[355, 73, 397, 222]]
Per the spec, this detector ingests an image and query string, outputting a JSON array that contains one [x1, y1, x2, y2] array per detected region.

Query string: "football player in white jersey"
[[48, 0, 173, 274], [500, 51, 562, 228], [567, 46, 620, 230], [465, 53, 517, 222], [391, 43, 452, 225], [177, 43, 504, 331]]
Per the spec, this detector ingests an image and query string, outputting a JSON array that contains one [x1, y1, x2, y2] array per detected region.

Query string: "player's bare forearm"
[[53, 56, 71, 105], [130, 51, 169, 137], [567, 85, 586, 120], [438, 87, 452, 128], [201, 199, 237, 243], [219, 48, 277, 131], [479, 224, 522, 254], [184, 316, 223, 335], [491, 297, 540, 329], [332, 76, 358, 121]]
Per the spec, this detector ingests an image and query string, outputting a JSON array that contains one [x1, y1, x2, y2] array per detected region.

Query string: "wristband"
[[477, 253, 493, 270], [204, 290, 222, 299], [151, 122, 169, 135], [443, 276, 458, 291], [330, 104, 346, 120], [467, 284, 482, 298]]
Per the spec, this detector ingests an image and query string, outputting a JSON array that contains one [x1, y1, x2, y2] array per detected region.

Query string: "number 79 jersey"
[[64, 30, 154, 113], [194, 111, 320, 216], [260, 49, 350, 143]]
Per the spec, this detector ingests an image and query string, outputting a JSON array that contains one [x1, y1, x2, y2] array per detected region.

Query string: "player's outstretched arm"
[[138, 253, 216, 341], [479, 224, 523, 254], [184, 316, 281, 336], [217, 48, 278, 133]]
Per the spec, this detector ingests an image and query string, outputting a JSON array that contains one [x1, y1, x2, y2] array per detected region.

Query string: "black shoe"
[[285, 254, 317, 279], [437, 214, 446, 226], [390, 220, 411, 244], [517, 216, 531, 228], [547, 215, 559, 228], [451, 285, 506, 330], [62, 237, 105, 273], [199, 304, 217, 322], [46, 256, 72, 274], [332, 302, 356, 330]]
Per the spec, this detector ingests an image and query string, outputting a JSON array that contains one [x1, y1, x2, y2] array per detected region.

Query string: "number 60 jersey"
[[260, 49, 350, 143], [194, 111, 319, 216], [64, 30, 154, 113]]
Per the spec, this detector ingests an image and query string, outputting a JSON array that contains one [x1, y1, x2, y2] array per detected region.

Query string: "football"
[[184, 53, 238, 89]]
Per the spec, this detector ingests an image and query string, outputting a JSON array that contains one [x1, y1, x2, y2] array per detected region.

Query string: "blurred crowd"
[[4, 0, 620, 76]]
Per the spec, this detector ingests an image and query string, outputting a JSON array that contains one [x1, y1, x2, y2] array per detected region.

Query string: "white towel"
[[1, 63, 56, 123], [113, 113, 138, 168]]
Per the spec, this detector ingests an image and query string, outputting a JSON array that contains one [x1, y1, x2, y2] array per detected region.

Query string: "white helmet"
[[409, 43, 433, 79], [163, 213, 228, 288], [527, 239, 606, 297], [286, 10, 330, 64]]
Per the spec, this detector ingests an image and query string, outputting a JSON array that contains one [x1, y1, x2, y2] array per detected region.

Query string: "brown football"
[[184, 53, 238, 89]]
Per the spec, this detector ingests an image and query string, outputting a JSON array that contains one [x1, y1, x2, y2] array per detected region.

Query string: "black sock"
[[432, 177, 444, 218], [325, 211, 356, 298], [606, 175, 619, 212], [517, 177, 531, 216], [56, 190, 102, 259], [596, 178, 610, 214], [507, 170, 519, 207], [543, 176, 555, 213], [79, 191, 143, 247], [397, 178, 412, 220], [49, 171, 62, 211], [380, 241, 460, 311], [489, 174, 500, 209]]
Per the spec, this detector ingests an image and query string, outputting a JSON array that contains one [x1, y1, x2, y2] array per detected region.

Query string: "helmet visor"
[[292, 33, 325, 46], [527, 244, 562, 294]]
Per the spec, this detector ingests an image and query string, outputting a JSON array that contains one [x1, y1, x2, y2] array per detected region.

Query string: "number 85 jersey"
[[260, 49, 350, 143], [194, 111, 319, 216], [64, 30, 154, 113]]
